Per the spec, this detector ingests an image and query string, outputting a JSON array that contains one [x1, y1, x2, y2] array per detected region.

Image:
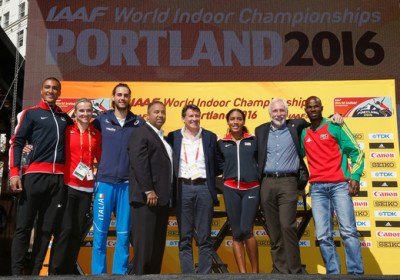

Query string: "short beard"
[[272, 118, 285, 127]]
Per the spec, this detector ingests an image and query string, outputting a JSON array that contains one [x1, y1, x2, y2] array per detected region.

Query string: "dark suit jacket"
[[255, 119, 309, 189], [128, 123, 172, 206], [167, 129, 221, 205]]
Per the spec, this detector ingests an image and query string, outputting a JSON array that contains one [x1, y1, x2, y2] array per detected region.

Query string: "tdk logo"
[[359, 181, 367, 188], [298, 240, 310, 247], [166, 240, 179, 247], [372, 172, 396, 178], [375, 211, 400, 218], [356, 220, 371, 227], [369, 133, 394, 140]]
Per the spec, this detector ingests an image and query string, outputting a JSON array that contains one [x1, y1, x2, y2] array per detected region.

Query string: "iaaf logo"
[[373, 191, 398, 198], [375, 211, 400, 218], [371, 171, 396, 178], [356, 220, 371, 227], [168, 220, 178, 227], [106, 240, 116, 247], [166, 240, 179, 247], [254, 230, 267, 236], [353, 200, 369, 207], [370, 152, 395, 159], [298, 240, 310, 247], [368, 133, 394, 140], [360, 241, 372, 248], [376, 231, 400, 238]]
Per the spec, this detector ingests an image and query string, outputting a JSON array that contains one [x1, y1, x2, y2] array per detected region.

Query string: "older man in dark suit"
[[167, 104, 221, 274], [128, 101, 173, 275]]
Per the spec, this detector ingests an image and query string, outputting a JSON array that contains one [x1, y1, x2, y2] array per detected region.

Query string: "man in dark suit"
[[167, 104, 220, 274], [128, 101, 173, 275], [255, 98, 309, 274]]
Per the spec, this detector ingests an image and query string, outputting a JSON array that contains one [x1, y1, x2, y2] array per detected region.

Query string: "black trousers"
[[11, 173, 64, 275], [260, 176, 302, 274], [49, 186, 92, 275], [130, 202, 169, 275]]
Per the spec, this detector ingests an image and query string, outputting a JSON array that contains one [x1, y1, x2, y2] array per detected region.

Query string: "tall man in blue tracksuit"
[[91, 83, 145, 274], [9, 77, 73, 275]]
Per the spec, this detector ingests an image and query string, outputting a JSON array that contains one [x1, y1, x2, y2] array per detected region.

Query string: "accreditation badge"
[[72, 162, 90, 181]]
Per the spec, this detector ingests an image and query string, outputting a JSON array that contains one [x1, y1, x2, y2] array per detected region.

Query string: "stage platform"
[[2, 274, 400, 280]]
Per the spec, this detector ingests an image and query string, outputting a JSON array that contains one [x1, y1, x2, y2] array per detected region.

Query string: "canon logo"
[[168, 220, 178, 227], [376, 231, 400, 238], [254, 230, 267, 236], [353, 201, 369, 207], [374, 201, 399, 207], [356, 220, 370, 227], [360, 241, 372, 248], [370, 152, 395, 159], [106, 240, 116, 247], [373, 191, 398, 198]]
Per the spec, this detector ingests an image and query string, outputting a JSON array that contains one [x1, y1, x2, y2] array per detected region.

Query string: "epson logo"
[[360, 241, 372, 248], [374, 201, 399, 208], [371, 172, 396, 178], [353, 200, 369, 207], [377, 241, 400, 248], [371, 162, 396, 168], [356, 220, 371, 227], [373, 191, 398, 198], [370, 152, 395, 159], [376, 231, 400, 238], [355, 210, 370, 217], [372, 181, 398, 188], [369, 133, 394, 140], [375, 211, 400, 218], [354, 133, 364, 140]]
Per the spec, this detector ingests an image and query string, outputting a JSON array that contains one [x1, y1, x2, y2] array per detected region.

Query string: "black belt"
[[265, 172, 297, 178], [178, 178, 207, 185]]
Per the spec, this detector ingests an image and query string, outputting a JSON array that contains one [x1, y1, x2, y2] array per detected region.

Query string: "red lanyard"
[[79, 125, 92, 167], [182, 138, 201, 163]]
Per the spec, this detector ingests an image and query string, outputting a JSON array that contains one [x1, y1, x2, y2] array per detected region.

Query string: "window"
[[0, 0, 3, 7], [19, 2, 25, 18], [4, 12, 9, 27], [17, 30, 24, 47]]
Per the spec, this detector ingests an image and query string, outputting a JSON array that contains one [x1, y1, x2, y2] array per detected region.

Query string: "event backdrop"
[[23, 0, 400, 275]]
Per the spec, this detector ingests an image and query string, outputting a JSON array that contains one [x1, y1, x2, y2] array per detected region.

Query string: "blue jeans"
[[310, 181, 364, 275]]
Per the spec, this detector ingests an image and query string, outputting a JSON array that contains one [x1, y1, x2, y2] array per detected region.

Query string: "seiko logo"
[[374, 201, 399, 208], [360, 241, 372, 248], [370, 152, 395, 159], [371, 172, 396, 178], [256, 240, 271, 247], [353, 200, 369, 207], [369, 133, 394, 140], [375, 211, 400, 218], [371, 162, 396, 168], [167, 230, 179, 237], [377, 241, 400, 248], [373, 191, 398, 198], [353, 133, 364, 140], [369, 143, 395, 149], [355, 210, 370, 217], [356, 220, 370, 227], [372, 181, 398, 188], [376, 231, 400, 238]]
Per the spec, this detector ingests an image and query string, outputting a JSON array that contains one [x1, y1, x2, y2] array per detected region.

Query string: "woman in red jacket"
[[49, 98, 102, 274]]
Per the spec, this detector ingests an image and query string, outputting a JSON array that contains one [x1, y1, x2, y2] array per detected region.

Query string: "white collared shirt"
[[146, 122, 173, 181], [178, 127, 207, 179]]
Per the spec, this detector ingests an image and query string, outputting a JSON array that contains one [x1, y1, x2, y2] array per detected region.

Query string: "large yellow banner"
[[59, 80, 399, 274]]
